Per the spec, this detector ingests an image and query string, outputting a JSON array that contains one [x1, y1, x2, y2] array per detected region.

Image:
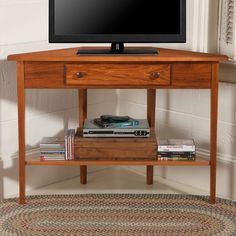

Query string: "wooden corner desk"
[[8, 47, 227, 204]]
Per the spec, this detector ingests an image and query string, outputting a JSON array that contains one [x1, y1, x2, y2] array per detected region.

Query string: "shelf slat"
[[26, 157, 210, 167]]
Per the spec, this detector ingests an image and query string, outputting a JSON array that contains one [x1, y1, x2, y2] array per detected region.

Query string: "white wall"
[[0, 0, 117, 199], [119, 0, 236, 200]]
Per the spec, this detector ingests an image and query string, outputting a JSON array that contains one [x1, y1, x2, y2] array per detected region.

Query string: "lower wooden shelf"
[[26, 157, 210, 166]]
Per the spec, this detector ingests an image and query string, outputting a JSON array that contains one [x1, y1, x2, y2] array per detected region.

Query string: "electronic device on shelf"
[[100, 115, 130, 123], [49, 0, 186, 55], [94, 118, 139, 128], [83, 119, 150, 137], [93, 115, 139, 128]]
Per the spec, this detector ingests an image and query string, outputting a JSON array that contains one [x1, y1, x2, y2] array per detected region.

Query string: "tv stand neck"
[[77, 43, 158, 55], [111, 43, 125, 53]]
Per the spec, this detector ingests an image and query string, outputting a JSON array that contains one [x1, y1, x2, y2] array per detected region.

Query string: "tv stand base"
[[77, 43, 158, 55]]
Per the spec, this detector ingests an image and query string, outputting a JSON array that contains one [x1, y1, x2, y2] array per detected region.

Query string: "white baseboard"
[[197, 148, 236, 164], [1, 147, 235, 200], [0, 148, 106, 199], [124, 148, 236, 200]]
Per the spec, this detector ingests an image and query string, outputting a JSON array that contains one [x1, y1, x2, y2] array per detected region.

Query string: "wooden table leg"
[[80, 166, 87, 184], [146, 166, 154, 185], [17, 62, 26, 204], [147, 89, 156, 185], [210, 64, 219, 204], [79, 89, 87, 184]]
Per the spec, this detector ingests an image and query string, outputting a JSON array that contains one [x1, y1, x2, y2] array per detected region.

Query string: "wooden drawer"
[[172, 63, 212, 88], [65, 63, 170, 87]]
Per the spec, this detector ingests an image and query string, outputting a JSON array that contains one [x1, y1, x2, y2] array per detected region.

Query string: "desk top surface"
[[8, 47, 228, 63]]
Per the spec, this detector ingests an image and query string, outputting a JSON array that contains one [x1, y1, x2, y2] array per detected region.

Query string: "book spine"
[[72, 130, 75, 160], [40, 158, 65, 161], [40, 147, 65, 152], [158, 144, 195, 148], [157, 152, 195, 155], [158, 155, 195, 158], [68, 134, 70, 160], [158, 157, 196, 161], [40, 144, 65, 148], [40, 154, 65, 157], [158, 146, 195, 152], [69, 130, 72, 160], [41, 151, 65, 154], [65, 135, 68, 160]]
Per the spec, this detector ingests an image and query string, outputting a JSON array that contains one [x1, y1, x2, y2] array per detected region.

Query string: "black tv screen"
[[49, 0, 186, 44]]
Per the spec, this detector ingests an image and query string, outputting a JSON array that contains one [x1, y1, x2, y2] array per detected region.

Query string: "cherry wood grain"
[[75, 129, 156, 160], [23, 61, 216, 89], [65, 64, 170, 87], [76, 149, 156, 160], [26, 157, 210, 166], [147, 89, 156, 185], [8, 47, 228, 204], [79, 89, 87, 127], [80, 165, 87, 184], [210, 64, 219, 204], [25, 62, 65, 88], [17, 62, 26, 204], [147, 90, 156, 128], [172, 63, 212, 88], [79, 89, 87, 184], [8, 47, 228, 62]]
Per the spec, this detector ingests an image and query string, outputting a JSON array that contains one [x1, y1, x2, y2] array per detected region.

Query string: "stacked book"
[[40, 129, 76, 161], [157, 139, 196, 161], [65, 129, 76, 160], [40, 137, 65, 161]]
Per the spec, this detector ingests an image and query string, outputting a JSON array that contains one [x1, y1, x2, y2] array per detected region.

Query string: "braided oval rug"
[[0, 194, 236, 236]]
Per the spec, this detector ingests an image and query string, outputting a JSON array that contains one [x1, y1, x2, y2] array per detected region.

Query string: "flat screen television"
[[49, 0, 186, 54]]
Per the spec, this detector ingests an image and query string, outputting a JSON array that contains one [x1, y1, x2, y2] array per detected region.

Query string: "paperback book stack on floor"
[[157, 139, 196, 161]]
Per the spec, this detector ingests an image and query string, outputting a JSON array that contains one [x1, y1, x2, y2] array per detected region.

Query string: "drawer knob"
[[74, 72, 84, 79], [150, 72, 161, 80]]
